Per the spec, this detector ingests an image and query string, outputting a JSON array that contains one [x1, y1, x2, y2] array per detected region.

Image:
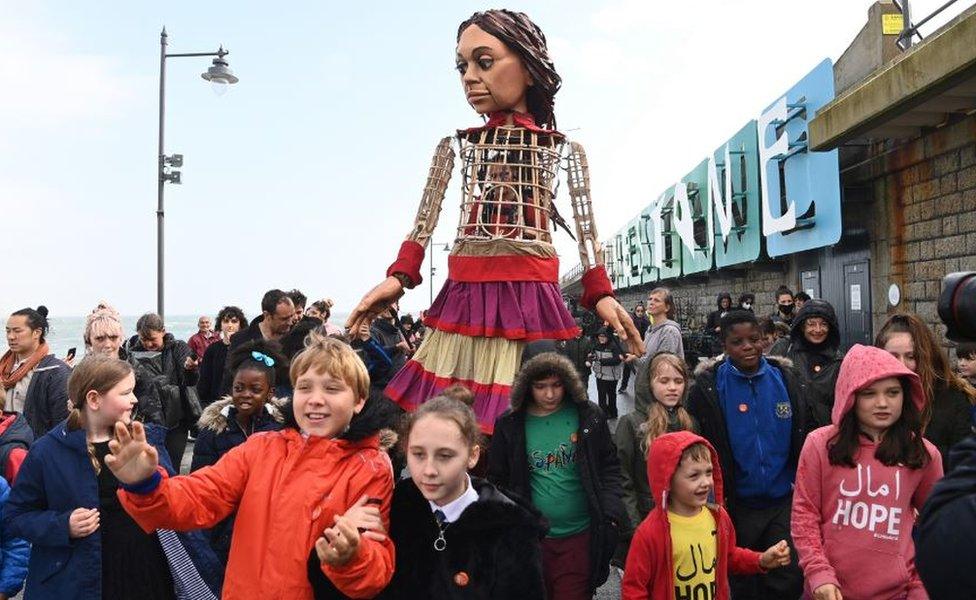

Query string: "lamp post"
[[428, 241, 452, 304], [157, 27, 239, 318]]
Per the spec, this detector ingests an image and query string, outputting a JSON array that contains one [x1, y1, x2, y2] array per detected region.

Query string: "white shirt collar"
[[428, 474, 479, 523]]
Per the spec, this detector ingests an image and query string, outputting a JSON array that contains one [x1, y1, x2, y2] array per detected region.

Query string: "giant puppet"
[[347, 10, 643, 431]]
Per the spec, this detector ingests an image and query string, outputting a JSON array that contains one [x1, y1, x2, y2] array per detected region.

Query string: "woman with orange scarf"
[[2, 307, 70, 437]]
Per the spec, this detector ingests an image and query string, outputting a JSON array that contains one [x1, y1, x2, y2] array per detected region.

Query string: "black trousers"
[[729, 496, 803, 600], [619, 363, 634, 390], [165, 424, 189, 474], [596, 379, 618, 418]]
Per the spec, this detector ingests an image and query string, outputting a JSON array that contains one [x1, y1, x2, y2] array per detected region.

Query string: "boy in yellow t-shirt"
[[621, 432, 790, 600]]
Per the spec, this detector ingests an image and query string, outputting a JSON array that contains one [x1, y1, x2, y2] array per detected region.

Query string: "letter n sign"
[[758, 59, 842, 257]]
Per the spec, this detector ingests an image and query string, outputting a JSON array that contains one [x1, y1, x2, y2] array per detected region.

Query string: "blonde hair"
[[289, 331, 370, 401], [641, 353, 695, 454], [67, 354, 134, 474], [84, 303, 124, 348]]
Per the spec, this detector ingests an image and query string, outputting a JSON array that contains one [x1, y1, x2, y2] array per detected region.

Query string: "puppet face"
[[456, 24, 532, 116]]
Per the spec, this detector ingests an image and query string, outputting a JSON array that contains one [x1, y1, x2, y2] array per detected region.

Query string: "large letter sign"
[[758, 59, 842, 257]]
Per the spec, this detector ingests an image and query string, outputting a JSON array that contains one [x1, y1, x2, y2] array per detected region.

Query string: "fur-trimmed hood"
[[197, 396, 285, 434], [693, 353, 794, 378], [509, 352, 589, 412]]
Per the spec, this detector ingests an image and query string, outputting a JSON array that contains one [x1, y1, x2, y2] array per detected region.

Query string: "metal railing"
[[893, 0, 966, 50]]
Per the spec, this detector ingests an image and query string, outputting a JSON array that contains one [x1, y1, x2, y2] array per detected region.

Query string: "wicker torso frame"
[[455, 126, 564, 243]]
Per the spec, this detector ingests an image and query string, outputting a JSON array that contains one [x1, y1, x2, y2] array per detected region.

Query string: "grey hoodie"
[[643, 318, 684, 360]]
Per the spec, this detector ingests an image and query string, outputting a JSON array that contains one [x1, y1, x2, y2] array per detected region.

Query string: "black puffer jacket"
[[926, 382, 975, 472], [19, 354, 70, 438], [487, 352, 627, 593], [381, 477, 546, 600], [127, 333, 198, 427], [769, 299, 843, 426]]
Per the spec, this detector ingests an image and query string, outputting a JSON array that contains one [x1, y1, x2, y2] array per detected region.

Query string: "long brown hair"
[[875, 313, 976, 426], [67, 354, 134, 473], [457, 10, 561, 129], [827, 378, 930, 469], [640, 353, 694, 454]]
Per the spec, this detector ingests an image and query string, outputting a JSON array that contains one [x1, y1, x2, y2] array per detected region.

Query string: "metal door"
[[842, 260, 871, 350], [800, 269, 821, 299]]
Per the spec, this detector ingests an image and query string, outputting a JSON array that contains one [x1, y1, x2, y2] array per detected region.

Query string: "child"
[[190, 339, 286, 564], [3, 355, 183, 599], [792, 344, 943, 600], [622, 431, 791, 599], [959, 342, 976, 386], [686, 309, 808, 598], [488, 352, 626, 600], [615, 353, 696, 561], [590, 329, 624, 418], [106, 333, 395, 600], [383, 394, 546, 599]]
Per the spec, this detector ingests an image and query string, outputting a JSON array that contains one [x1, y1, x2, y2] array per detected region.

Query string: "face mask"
[[742, 303, 752, 310], [779, 303, 795, 315]]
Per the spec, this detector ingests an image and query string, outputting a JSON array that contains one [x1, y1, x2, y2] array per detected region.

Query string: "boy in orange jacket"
[[622, 431, 790, 600], [107, 334, 395, 600]]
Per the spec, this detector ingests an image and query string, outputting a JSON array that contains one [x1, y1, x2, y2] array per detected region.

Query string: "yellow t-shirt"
[[669, 508, 718, 600]]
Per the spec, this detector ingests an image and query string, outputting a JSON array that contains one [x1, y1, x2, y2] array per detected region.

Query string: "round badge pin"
[[738, 403, 748, 413], [454, 571, 470, 587]]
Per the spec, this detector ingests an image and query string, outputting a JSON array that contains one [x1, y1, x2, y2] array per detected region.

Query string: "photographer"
[[916, 272, 976, 599]]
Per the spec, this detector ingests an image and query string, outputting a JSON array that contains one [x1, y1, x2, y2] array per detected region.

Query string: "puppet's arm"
[[346, 138, 455, 333], [566, 141, 644, 356]]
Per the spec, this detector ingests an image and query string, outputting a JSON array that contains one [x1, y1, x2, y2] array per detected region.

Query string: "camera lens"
[[938, 272, 976, 342]]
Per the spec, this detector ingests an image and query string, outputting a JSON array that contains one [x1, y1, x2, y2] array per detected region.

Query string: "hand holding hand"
[[104, 421, 159, 485], [68, 507, 100, 539], [595, 296, 645, 357], [339, 495, 387, 542], [759, 539, 792, 570], [315, 513, 363, 567], [813, 583, 843, 600]]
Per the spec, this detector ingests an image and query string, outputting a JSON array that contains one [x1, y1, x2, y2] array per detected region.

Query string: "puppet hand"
[[105, 421, 159, 485], [760, 540, 792, 570], [595, 296, 644, 356], [813, 584, 843, 600], [345, 277, 404, 336]]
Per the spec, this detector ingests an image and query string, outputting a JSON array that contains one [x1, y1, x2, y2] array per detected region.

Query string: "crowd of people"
[[0, 280, 973, 600]]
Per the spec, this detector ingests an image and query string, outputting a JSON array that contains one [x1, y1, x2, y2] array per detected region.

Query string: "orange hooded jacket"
[[118, 428, 395, 599]]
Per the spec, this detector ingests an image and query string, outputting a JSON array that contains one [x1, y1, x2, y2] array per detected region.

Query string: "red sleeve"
[[790, 435, 838, 591], [5, 447, 27, 484], [385, 240, 425, 288], [318, 452, 396, 597], [580, 265, 615, 310], [117, 438, 253, 533], [621, 521, 655, 600]]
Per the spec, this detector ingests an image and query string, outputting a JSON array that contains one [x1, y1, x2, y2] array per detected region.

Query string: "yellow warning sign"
[[883, 13, 905, 35]]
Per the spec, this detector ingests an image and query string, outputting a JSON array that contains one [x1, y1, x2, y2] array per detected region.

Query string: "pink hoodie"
[[791, 345, 943, 600]]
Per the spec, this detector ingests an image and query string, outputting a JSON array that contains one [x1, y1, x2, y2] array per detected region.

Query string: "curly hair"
[[457, 9, 561, 129], [227, 339, 288, 390]]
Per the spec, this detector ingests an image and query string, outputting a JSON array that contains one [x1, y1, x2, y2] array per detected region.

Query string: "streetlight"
[[157, 27, 239, 318], [429, 241, 452, 304]]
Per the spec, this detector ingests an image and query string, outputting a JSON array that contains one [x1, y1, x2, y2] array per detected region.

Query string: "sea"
[[41, 313, 350, 360]]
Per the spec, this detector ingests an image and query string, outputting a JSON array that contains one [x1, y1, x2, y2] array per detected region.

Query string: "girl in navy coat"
[[4, 355, 182, 599], [190, 339, 286, 563]]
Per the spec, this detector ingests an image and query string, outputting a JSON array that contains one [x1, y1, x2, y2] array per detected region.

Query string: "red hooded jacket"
[[621, 431, 762, 600], [791, 344, 942, 600]]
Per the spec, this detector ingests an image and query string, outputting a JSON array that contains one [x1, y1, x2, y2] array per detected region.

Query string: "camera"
[[938, 272, 976, 343]]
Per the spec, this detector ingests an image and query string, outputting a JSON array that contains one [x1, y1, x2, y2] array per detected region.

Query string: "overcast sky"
[[1, 0, 966, 320]]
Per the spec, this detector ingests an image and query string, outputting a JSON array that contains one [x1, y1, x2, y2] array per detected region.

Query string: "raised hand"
[[315, 513, 363, 567], [345, 276, 405, 337], [68, 507, 100, 538], [813, 583, 843, 600], [104, 421, 159, 485], [760, 539, 792, 570], [595, 296, 645, 357]]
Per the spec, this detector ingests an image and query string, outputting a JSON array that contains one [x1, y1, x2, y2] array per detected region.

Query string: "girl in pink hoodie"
[[792, 344, 943, 600]]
